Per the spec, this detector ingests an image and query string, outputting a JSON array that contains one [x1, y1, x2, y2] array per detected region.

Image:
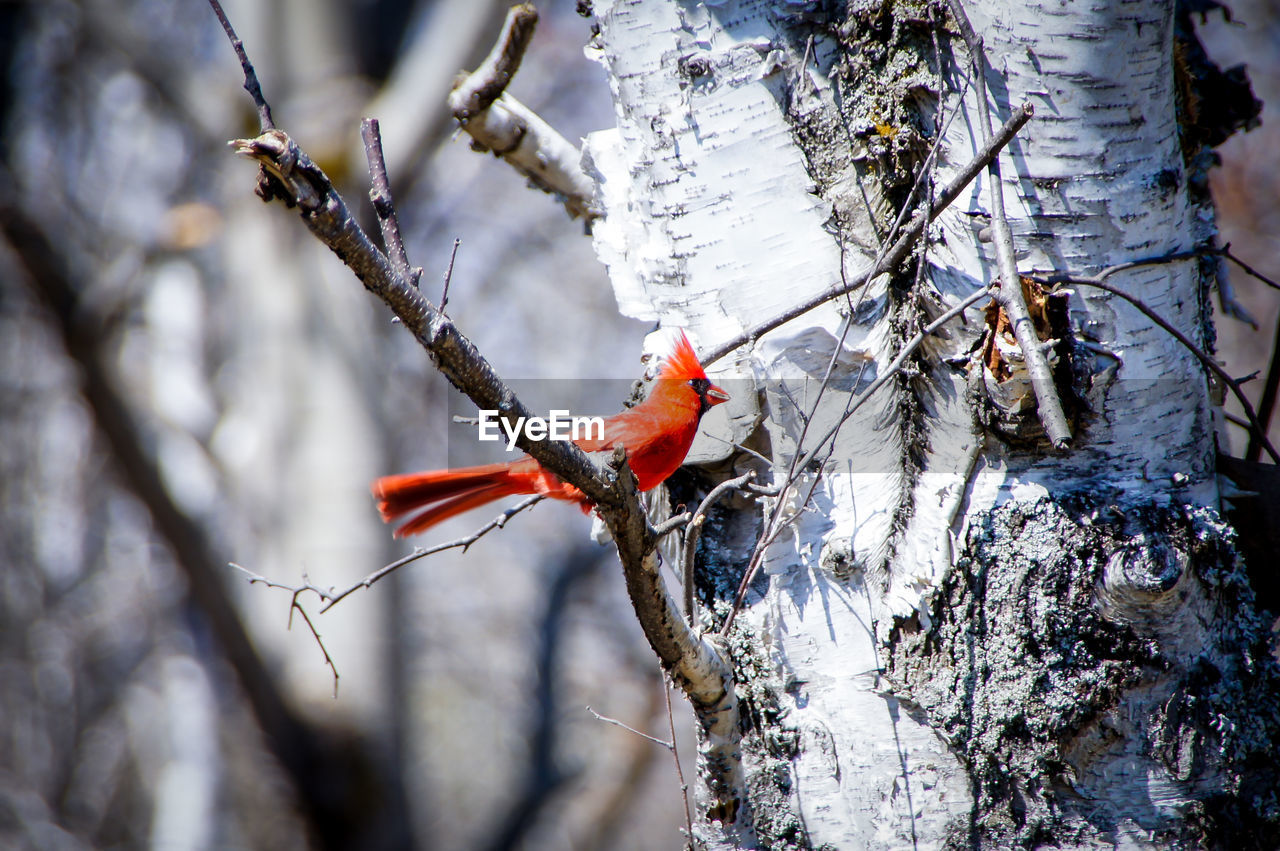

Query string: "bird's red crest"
[[657, 330, 708, 381]]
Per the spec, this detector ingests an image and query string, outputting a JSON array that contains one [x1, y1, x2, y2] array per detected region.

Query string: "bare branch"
[[226, 122, 740, 816], [321, 495, 545, 611], [1224, 411, 1251, 431], [232, 495, 546, 617], [230, 129, 615, 506], [1249, 308, 1280, 464], [214, 4, 735, 817], [947, 0, 1072, 449], [578, 680, 667, 851], [448, 4, 597, 221], [290, 602, 341, 699], [1213, 246, 1280, 462], [1220, 243, 1280, 291], [450, 3, 539, 119], [799, 286, 997, 474], [214, 18, 741, 826], [205, 0, 273, 131], [586, 705, 674, 749], [722, 471, 825, 636], [1046, 244, 1280, 463], [361, 118, 418, 287], [652, 512, 692, 538], [440, 237, 461, 312]]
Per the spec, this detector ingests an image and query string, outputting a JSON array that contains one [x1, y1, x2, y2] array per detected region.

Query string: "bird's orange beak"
[[706, 383, 730, 405]]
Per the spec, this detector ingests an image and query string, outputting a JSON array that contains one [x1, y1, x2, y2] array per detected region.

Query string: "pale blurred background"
[[0, 1, 1275, 849]]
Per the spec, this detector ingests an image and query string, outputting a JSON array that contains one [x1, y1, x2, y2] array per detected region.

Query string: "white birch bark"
[[584, 0, 1276, 847]]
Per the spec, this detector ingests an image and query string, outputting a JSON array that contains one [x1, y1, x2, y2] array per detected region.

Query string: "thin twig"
[[1248, 308, 1280, 463], [798, 286, 997, 475], [1030, 270, 1280, 463], [290, 602, 341, 698], [229, 496, 545, 622], [718, 81, 967, 634], [1217, 242, 1280, 461], [947, 0, 1071, 449], [230, 561, 327, 596], [1220, 243, 1280, 291], [722, 467, 827, 636], [1224, 411, 1251, 431], [361, 118, 418, 287], [229, 564, 340, 696], [652, 512, 692, 538], [1067, 245, 1280, 462], [440, 237, 461, 312], [698, 435, 772, 468], [321, 495, 545, 611], [205, 0, 273, 131], [701, 102, 1032, 367], [586, 706, 674, 749], [664, 684, 696, 845]]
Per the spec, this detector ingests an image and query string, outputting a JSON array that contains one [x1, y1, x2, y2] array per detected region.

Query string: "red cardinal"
[[373, 330, 730, 537]]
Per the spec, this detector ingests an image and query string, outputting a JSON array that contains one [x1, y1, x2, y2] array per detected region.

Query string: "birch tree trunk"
[[583, 0, 1279, 847]]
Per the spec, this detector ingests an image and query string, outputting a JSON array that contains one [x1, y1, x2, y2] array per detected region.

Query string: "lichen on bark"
[[888, 497, 1280, 848], [723, 608, 811, 851]]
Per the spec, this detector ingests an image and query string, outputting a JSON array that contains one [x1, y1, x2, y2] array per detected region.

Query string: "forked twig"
[[227, 494, 545, 685], [229, 564, 340, 696], [280, 496, 544, 608]]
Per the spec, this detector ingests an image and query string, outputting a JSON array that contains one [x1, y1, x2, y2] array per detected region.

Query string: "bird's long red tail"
[[372, 460, 586, 538], [372, 329, 727, 538]]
